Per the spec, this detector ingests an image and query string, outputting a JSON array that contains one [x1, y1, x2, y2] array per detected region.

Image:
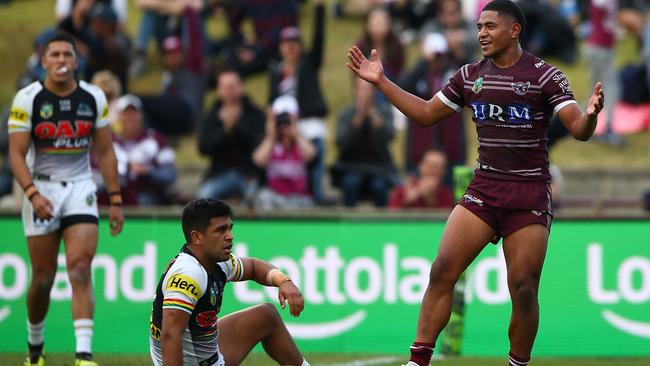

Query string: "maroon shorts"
[[458, 173, 553, 243]]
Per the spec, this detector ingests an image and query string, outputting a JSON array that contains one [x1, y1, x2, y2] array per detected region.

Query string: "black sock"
[[76, 352, 92, 361], [28, 342, 43, 363]]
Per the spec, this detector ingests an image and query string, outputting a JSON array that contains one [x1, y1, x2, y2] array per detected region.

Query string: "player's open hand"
[[347, 46, 384, 86], [277, 280, 304, 317], [31, 194, 54, 220], [108, 205, 123, 236], [587, 82, 605, 119]]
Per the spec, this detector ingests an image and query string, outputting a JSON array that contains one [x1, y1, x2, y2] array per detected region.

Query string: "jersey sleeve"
[[217, 254, 244, 282], [162, 263, 207, 314], [540, 67, 577, 115], [8, 89, 33, 134], [435, 66, 466, 113], [82, 81, 110, 128]]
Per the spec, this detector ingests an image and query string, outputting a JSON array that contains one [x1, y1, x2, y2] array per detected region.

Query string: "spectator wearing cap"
[[398, 32, 465, 180], [138, 32, 205, 136], [252, 96, 317, 210], [214, 0, 298, 78], [109, 94, 177, 206], [59, 1, 131, 90], [197, 68, 265, 204], [268, 0, 330, 205], [332, 76, 396, 207]]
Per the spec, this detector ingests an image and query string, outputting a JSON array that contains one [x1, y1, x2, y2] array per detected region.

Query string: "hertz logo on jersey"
[[9, 107, 28, 123], [166, 274, 201, 300]]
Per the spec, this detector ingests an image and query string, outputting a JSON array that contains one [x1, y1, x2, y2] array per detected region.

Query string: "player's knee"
[[510, 280, 538, 308], [30, 272, 55, 293], [257, 302, 282, 325], [67, 260, 92, 285], [428, 258, 459, 289]]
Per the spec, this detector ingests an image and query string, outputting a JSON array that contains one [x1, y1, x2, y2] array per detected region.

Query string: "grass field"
[[2, 354, 650, 366]]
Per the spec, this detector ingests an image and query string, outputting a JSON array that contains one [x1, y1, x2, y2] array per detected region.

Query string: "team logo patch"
[[40, 102, 53, 119], [86, 194, 95, 206], [60, 99, 71, 111], [166, 274, 201, 300], [511, 81, 530, 96], [463, 194, 484, 207], [77, 103, 94, 117], [472, 77, 484, 94], [196, 311, 218, 328], [210, 284, 217, 305]]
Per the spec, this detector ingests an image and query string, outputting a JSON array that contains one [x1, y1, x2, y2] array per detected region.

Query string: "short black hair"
[[44, 31, 77, 54], [482, 0, 526, 36], [181, 199, 233, 243]]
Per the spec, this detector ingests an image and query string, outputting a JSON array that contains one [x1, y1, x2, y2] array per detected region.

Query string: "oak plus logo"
[[587, 243, 650, 338]]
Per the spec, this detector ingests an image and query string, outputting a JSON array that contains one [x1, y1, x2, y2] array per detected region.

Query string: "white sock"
[[301, 358, 310, 366], [73, 319, 94, 354], [27, 320, 45, 345]]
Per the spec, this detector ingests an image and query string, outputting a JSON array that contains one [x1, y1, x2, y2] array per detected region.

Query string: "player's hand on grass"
[[587, 82, 605, 120], [108, 205, 124, 236], [347, 46, 384, 86], [31, 194, 54, 220], [278, 280, 304, 317]]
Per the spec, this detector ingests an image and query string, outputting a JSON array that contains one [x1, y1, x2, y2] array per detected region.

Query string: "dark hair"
[[181, 199, 233, 243], [44, 31, 77, 54], [482, 0, 526, 36]]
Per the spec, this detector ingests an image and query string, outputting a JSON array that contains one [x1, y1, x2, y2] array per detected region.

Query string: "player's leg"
[[26, 232, 62, 365], [217, 303, 307, 366], [62, 222, 99, 363], [409, 205, 495, 366], [502, 223, 549, 366]]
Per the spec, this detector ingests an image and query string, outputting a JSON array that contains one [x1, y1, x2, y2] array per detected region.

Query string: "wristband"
[[27, 190, 40, 201], [25, 185, 39, 200], [109, 200, 122, 207], [108, 191, 121, 196], [23, 183, 34, 192], [266, 268, 291, 287]]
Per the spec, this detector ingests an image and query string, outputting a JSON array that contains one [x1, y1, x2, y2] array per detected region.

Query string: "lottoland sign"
[[0, 218, 649, 356]]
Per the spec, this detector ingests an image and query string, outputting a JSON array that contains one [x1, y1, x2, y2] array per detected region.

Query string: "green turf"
[[3, 354, 650, 366]]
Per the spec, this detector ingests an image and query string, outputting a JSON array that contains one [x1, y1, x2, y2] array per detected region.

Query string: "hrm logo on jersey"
[[469, 102, 532, 124]]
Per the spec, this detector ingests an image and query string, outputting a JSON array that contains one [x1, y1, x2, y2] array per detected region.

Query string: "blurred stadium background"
[[0, 0, 649, 365]]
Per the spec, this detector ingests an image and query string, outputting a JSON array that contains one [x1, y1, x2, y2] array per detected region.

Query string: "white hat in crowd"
[[272, 95, 299, 116], [116, 94, 143, 112]]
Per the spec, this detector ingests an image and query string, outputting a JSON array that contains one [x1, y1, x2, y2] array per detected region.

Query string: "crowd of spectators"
[[1, 0, 650, 210]]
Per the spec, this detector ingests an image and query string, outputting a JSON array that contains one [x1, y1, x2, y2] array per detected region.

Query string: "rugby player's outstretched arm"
[[240, 258, 305, 316], [557, 82, 604, 141], [161, 308, 190, 366], [346, 46, 456, 127]]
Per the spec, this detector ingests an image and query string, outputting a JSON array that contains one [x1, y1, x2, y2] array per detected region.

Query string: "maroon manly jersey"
[[437, 51, 576, 182]]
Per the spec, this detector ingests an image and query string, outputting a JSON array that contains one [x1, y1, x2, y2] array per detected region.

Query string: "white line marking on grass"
[[318, 356, 401, 366]]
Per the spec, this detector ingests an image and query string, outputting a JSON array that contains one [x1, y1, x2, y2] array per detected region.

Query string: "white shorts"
[[22, 178, 99, 237]]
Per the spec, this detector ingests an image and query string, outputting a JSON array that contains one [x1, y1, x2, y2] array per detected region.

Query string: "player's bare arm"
[[557, 82, 605, 141], [8, 131, 54, 219], [161, 308, 190, 366], [346, 46, 457, 127], [93, 125, 124, 235], [239, 258, 305, 317]]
